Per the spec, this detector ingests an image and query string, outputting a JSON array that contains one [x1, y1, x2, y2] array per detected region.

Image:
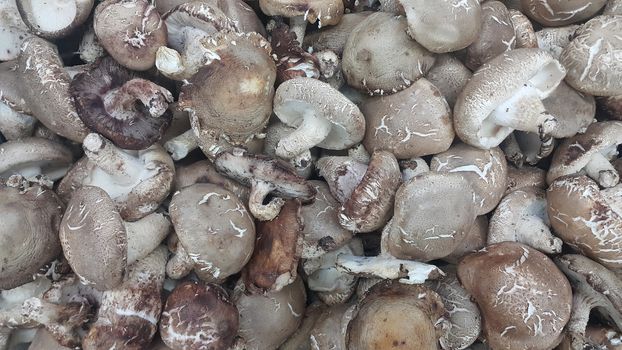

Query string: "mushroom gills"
[[583, 147, 620, 188], [19, 0, 77, 33], [276, 105, 332, 159]]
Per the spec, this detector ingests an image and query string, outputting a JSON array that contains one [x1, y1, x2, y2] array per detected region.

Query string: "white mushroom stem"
[[248, 179, 285, 221], [276, 110, 332, 159], [289, 16, 307, 46], [491, 216, 563, 254], [491, 83, 557, 135], [584, 152, 620, 188], [165, 244, 194, 279], [0, 103, 36, 140], [155, 30, 221, 81], [125, 213, 171, 265], [83, 133, 144, 181], [164, 129, 199, 161], [335, 254, 444, 284]]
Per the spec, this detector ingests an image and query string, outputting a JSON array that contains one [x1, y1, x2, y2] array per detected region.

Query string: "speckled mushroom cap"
[[425, 54, 473, 108], [465, 1, 515, 70], [259, 0, 344, 27], [361, 78, 454, 159], [431, 142, 507, 215], [547, 175, 622, 269], [520, 0, 607, 27], [17, 0, 93, 39], [535, 25, 579, 59], [342, 12, 435, 95], [560, 15, 622, 96], [399, 0, 481, 53], [383, 172, 477, 261], [547, 121, 622, 185], [169, 183, 256, 282], [454, 48, 566, 149], [59, 186, 127, 291], [0, 179, 64, 290], [0, 137, 73, 181], [457, 242, 572, 350]]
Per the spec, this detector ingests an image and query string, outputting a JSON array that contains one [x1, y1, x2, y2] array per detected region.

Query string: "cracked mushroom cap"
[[457, 242, 573, 350], [431, 142, 508, 215], [560, 15, 622, 96], [0, 179, 64, 290], [346, 281, 448, 350], [342, 12, 435, 95], [169, 183, 255, 282], [16, 0, 93, 39], [399, 0, 482, 53], [361, 78, 454, 159], [547, 175, 622, 269], [383, 172, 478, 261], [94, 0, 167, 71], [454, 48, 566, 149], [465, 1, 515, 71], [520, 0, 607, 27], [0, 137, 73, 181], [160, 281, 239, 350], [259, 0, 343, 27]]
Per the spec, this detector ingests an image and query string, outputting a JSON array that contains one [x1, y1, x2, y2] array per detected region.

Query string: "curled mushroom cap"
[[560, 15, 622, 96], [399, 0, 482, 53], [160, 281, 239, 350], [547, 175, 622, 269], [94, 0, 167, 71], [0, 137, 73, 181], [171, 160, 250, 201], [342, 12, 435, 95], [361, 78, 454, 159], [454, 48, 566, 149], [70, 57, 173, 150], [0, 178, 64, 290], [465, 1, 515, 70], [16, 0, 93, 39], [458, 242, 573, 350], [520, 0, 607, 26]]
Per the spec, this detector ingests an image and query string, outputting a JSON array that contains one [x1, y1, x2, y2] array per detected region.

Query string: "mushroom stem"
[[276, 110, 332, 159], [515, 216, 563, 254], [248, 179, 286, 221], [289, 16, 307, 46], [491, 83, 558, 135], [103, 78, 173, 118], [565, 291, 597, 348], [83, 133, 145, 181], [0, 104, 36, 140], [335, 254, 444, 284], [584, 152, 619, 188], [164, 129, 199, 161], [125, 213, 170, 265], [500, 133, 525, 167], [166, 244, 194, 280]]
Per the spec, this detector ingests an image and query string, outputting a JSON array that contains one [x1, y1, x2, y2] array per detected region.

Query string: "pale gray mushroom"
[[536, 25, 579, 59], [425, 54, 473, 108], [17, 0, 93, 39], [605, 0, 622, 15], [509, 9, 537, 48], [279, 302, 326, 350], [316, 155, 368, 204], [0, 137, 72, 182], [303, 12, 373, 55], [465, 1, 515, 70], [520, 0, 607, 27], [171, 160, 250, 201]]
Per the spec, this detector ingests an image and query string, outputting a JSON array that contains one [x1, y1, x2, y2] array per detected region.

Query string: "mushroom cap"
[[431, 142, 507, 215], [542, 81, 595, 138], [0, 181, 64, 290], [520, 0, 607, 26], [16, 0, 93, 39], [160, 281, 239, 350], [443, 215, 488, 264], [547, 121, 622, 185], [341, 12, 435, 95], [274, 77, 365, 150], [505, 165, 547, 195], [169, 183, 256, 282], [560, 15, 622, 96], [308, 302, 355, 350], [465, 1, 515, 70], [454, 48, 566, 149], [598, 95, 622, 121], [302, 12, 373, 55], [606, 0, 622, 15], [258, 0, 344, 26], [509, 8, 538, 49], [0, 1, 31, 61], [361, 78, 454, 159], [171, 160, 250, 201], [94, 0, 167, 71], [316, 155, 368, 204], [29, 328, 73, 350], [0, 137, 73, 181], [384, 172, 477, 261], [59, 186, 127, 291], [425, 54, 473, 108], [547, 175, 622, 268], [535, 25, 579, 59], [400, 0, 482, 53], [457, 242, 573, 350]]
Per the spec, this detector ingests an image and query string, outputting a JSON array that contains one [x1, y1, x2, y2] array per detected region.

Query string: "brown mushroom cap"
[[520, 0, 607, 27], [308, 302, 355, 350], [302, 12, 373, 55], [0, 137, 73, 181], [361, 78, 455, 159], [16, 0, 93, 39], [458, 242, 573, 350], [598, 95, 622, 121], [425, 54, 473, 108], [442, 215, 488, 264], [342, 12, 435, 95], [171, 160, 250, 201], [465, 1, 515, 70], [160, 281, 239, 350], [509, 8, 537, 49], [505, 165, 547, 195], [535, 25, 579, 59], [316, 155, 368, 204], [259, 0, 344, 27]]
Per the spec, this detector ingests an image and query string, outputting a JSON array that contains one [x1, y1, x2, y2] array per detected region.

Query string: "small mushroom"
[[520, 0, 607, 26], [399, 157, 430, 182], [0, 137, 73, 181], [509, 9, 537, 49], [78, 22, 105, 63], [458, 242, 573, 350], [0, 100, 36, 141], [465, 1, 515, 70], [542, 81, 595, 138], [425, 54, 473, 108], [16, 0, 93, 39], [171, 160, 250, 201], [316, 155, 368, 204], [269, 21, 320, 83], [263, 121, 314, 179], [535, 25, 579, 59]]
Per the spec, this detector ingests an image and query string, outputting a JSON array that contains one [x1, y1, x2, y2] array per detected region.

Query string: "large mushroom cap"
[[521, 0, 607, 27], [0, 137, 73, 181]]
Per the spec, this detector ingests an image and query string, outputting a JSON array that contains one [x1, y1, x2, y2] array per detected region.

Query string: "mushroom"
[[341, 12, 435, 95], [442, 215, 488, 264], [0, 100, 36, 141], [520, 0, 607, 26], [457, 242, 573, 350], [465, 1, 515, 70], [70, 57, 173, 150], [399, 157, 430, 182], [57, 133, 175, 221], [308, 302, 356, 350], [279, 302, 326, 350], [171, 160, 250, 201], [361, 78, 455, 159], [555, 254, 622, 350], [269, 21, 320, 84], [272, 77, 365, 160], [168, 183, 255, 283], [0, 137, 73, 182], [78, 22, 105, 63], [0, 0, 31, 61], [488, 188, 563, 254], [425, 54, 473, 108], [542, 81, 595, 138], [0, 177, 64, 290], [547, 121, 622, 188], [82, 246, 167, 350], [605, 0, 622, 15], [430, 142, 508, 215], [547, 175, 622, 269], [28, 328, 74, 350], [59, 186, 170, 290], [346, 280, 448, 350], [505, 165, 547, 195], [213, 150, 316, 221], [160, 280, 239, 350], [509, 9, 537, 49], [316, 155, 368, 204], [454, 48, 566, 149], [302, 12, 373, 56], [263, 122, 314, 179], [535, 25, 579, 59], [16, 0, 93, 39], [399, 0, 482, 53], [94, 0, 167, 71], [559, 15, 622, 96]]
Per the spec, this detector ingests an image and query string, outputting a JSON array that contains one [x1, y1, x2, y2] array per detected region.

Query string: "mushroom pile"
[[2, 0, 622, 349]]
